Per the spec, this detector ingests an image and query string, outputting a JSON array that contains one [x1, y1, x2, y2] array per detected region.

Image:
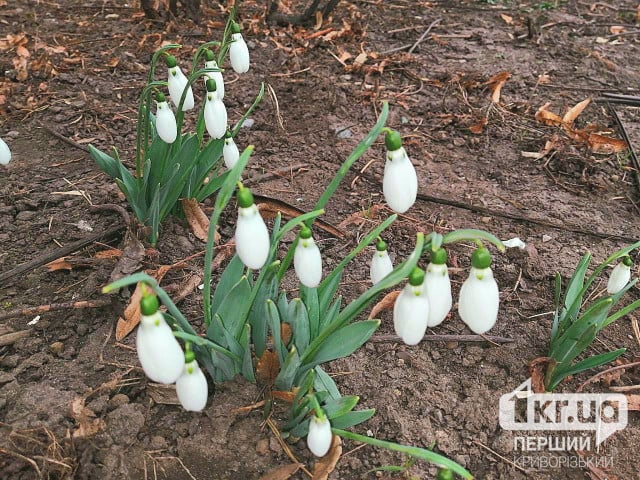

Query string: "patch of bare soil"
[[1, 1, 640, 479]]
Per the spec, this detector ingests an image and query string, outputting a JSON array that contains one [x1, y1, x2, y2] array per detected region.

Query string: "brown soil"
[[1, 1, 640, 479]]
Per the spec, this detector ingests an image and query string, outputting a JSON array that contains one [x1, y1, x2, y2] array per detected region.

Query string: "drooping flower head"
[[203, 49, 225, 100], [154, 92, 177, 144], [294, 225, 322, 288], [235, 184, 270, 269], [393, 266, 429, 345], [425, 247, 452, 327], [370, 237, 393, 285], [458, 246, 500, 335], [204, 79, 227, 139], [307, 413, 332, 457], [223, 130, 240, 169], [166, 54, 195, 111], [382, 129, 418, 213], [136, 293, 185, 384], [176, 348, 208, 412], [607, 256, 633, 295], [229, 21, 250, 74], [0, 137, 11, 165]]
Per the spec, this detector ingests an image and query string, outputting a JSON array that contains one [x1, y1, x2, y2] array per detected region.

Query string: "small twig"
[[576, 360, 640, 392], [90, 204, 131, 227], [0, 330, 31, 347], [369, 334, 514, 344], [0, 299, 112, 321], [39, 124, 89, 152], [0, 448, 42, 477], [244, 162, 308, 187], [266, 418, 313, 478], [610, 385, 640, 392], [408, 18, 442, 54]]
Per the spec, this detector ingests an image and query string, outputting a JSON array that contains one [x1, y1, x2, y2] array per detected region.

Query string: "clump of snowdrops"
[[544, 242, 640, 391], [103, 101, 515, 478], [89, 11, 261, 245]]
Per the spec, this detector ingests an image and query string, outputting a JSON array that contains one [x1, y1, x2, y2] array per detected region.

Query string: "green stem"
[[134, 81, 169, 179], [217, 7, 236, 65], [173, 331, 240, 361], [602, 297, 640, 328], [307, 394, 325, 420], [231, 82, 265, 136], [191, 41, 221, 72], [332, 429, 473, 479]]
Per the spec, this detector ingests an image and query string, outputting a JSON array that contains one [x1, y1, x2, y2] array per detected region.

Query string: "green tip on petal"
[[225, 130, 233, 138], [375, 238, 387, 252], [384, 129, 402, 151], [206, 78, 217, 92], [622, 256, 633, 267], [185, 350, 196, 363], [431, 247, 447, 265], [155, 92, 166, 103], [165, 55, 177, 68], [471, 246, 492, 269], [204, 49, 215, 61], [408, 267, 425, 286], [231, 21, 241, 34], [237, 186, 254, 208], [300, 225, 312, 239], [140, 294, 159, 316]]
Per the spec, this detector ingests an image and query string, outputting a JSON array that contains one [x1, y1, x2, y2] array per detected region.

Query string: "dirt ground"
[[1, 0, 640, 479]]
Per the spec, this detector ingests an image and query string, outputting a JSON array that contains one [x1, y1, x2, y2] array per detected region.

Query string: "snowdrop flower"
[[204, 79, 227, 139], [425, 248, 452, 327], [229, 22, 250, 74], [370, 237, 393, 285], [458, 246, 500, 334], [393, 267, 429, 345], [176, 352, 208, 412], [154, 92, 177, 144], [223, 131, 240, 169], [382, 129, 418, 213], [0, 137, 11, 165], [307, 414, 332, 457], [235, 185, 270, 269], [203, 49, 224, 100], [136, 295, 185, 384], [294, 225, 322, 288], [607, 256, 632, 295], [166, 55, 194, 111]]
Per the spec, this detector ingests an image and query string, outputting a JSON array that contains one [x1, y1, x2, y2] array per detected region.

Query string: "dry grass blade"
[[562, 98, 591, 125], [258, 463, 302, 480], [181, 198, 210, 243], [312, 435, 342, 480], [368, 290, 399, 319]]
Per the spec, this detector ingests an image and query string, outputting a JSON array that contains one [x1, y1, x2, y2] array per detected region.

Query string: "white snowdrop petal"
[[370, 250, 393, 285], [503, 237, 526, 249], [168, 66, 195, 111], [155, 101, 177, 143], [458, 267, 500, 334], [607, 263, 631, 294], [205, 60, 225, 100], [307, 416, 332, 457], [0, 137, 11, 165], [393, 283, 429, 345], [229, 33, 250, 74], [223, 137, 240, 169], [136, 312, 185, 384], [383, 147, 417, 213], [294, 237, 322, 288], [176, 360, 208, 412], [204, 97, 228, 139], [235, 205, 270, 269], [425, 263, 452, 327]]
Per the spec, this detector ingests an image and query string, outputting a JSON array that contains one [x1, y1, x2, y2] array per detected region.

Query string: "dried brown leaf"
[[485, 71, 511, 104], [535, 103, 563, 126], [368, 290, 400, 320], [529, 357, 553, 393], [256, 350, 280, 386], [562, 98, 591, 125], [272, 390, 296, 402], [109, 230, 145, 282], [587, 133, 627, 154], [70, 397, 106, 438], [94, 248, 123, 259], [182, 198, 210, 242], [45, 257, 73, 272], [258, 463, 302, 480], [469, 116, 488, 134], [312, 435, 342, 480], [500, 13, 513, 25], [281, 323, 293, 346], [115, 283, 145, 341]]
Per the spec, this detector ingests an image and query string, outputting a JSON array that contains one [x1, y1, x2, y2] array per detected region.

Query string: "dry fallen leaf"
[[312, 435, 342, 480], [500, 13, 513, 25], [281, 323, 293, 346], [529, 357, 553, 393], [258, 463, 302, 480], [45, 257, 73, 272], [182, 198, 210, 242], [562, 98, 591, 126], [256, 350, 280, 386], [535, 103, 563, 126], [368, 290, 400, 320], [587, 133, 627, 154], [469, 116, 488, 134], [485, 71, 511, 104], [272, 390, 296, 402], [70, 397, 106, 438]]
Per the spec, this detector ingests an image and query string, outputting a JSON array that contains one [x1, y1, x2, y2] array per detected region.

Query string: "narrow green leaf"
[[211, 255, 245, 318], [308, 320, 379, 367], [314, 366, 341, 400], [442, 228, 505, 252], [551, 348, 626, 388], [324, 395, 359, 419], [216, 276, 252, 338], [274, 346, 301, 391], [330, 409, 376, 429], [231, 82, 265, 136], [300, 286, 319, 340], [88, 145, 120, 179], [266, 299, 285, 364], [240, 323, 256, 382], [291, 298, 310, 354]]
